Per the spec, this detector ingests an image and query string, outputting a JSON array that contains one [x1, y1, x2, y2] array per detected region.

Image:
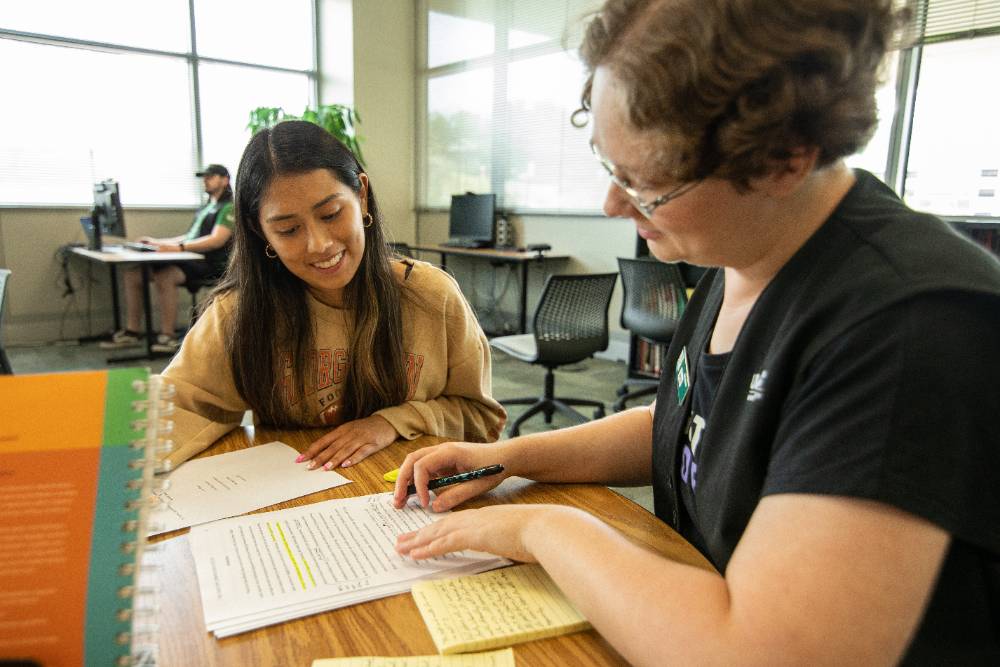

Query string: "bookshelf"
[[625, 337, 668, 388]]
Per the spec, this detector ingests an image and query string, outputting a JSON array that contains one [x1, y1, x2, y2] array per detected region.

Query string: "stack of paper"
[[411, 564, 591, 654], [188, 493, 509, 637], [149, 441, 352, 535]]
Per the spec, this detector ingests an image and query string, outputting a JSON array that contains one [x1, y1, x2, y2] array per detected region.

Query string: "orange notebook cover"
[[0, 368, 162, 667]]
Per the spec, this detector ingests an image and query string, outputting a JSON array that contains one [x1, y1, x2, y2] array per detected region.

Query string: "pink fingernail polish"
[[306, 460, 317, 470], [323, 462, 334, 470], [295, 455, 305, 463], [341, 460, 351, 468]]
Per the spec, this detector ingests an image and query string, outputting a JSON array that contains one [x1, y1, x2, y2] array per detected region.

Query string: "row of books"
[[632, 337, 668, 378]]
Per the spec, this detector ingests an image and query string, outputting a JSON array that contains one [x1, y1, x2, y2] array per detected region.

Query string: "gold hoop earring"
[[264, 244, 278, 259], [363, 213, 374, 228]]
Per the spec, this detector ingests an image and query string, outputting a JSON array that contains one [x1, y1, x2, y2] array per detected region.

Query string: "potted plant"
[[247, 104, 365, 166]]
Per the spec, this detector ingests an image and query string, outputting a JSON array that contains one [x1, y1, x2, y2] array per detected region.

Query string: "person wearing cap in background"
[[101, 164, 235, 354]]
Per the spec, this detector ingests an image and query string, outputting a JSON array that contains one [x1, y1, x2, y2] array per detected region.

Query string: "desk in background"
[[154, 429, 712, 666], [411, 244, 569, 335], [69, 246, 204, 362]]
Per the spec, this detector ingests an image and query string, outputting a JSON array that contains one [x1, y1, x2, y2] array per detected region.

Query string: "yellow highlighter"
[[383, 468, 400, 483]]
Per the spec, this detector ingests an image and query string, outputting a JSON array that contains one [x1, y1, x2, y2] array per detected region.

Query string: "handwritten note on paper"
[[149, 441, 350, 535], [311, 647, 515, 667], [411, 564, 591, 654]]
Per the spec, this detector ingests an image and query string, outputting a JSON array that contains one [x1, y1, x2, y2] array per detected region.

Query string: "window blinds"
[[903, 0, 1000, 45]]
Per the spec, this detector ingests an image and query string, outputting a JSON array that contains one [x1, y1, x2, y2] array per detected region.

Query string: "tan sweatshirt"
[[160, 260, 506, 468]]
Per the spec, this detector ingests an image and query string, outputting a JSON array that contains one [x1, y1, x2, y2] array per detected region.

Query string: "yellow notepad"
[[411, 564, 591, 654], [311, 647, 514, 666]]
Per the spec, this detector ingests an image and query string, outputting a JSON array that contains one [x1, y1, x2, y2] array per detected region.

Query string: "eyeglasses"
[[590, 140, 700, 218]]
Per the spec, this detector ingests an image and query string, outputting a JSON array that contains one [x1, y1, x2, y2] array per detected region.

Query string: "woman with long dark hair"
[[161, 120, 505, 469]]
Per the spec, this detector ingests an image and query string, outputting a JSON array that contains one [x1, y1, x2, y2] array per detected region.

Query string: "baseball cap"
[[195, 164, 230, 178]]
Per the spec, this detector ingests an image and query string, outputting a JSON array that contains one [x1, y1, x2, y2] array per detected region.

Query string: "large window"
[[904, 34, 1000, 217], [0, 39, 194, 206], [0, 0, 321, 207], [419, 0, 1000, 220], [419, 0, 606, 214]]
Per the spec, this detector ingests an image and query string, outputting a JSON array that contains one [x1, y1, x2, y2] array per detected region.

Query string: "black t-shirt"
[[651, 170, 1000, 664]]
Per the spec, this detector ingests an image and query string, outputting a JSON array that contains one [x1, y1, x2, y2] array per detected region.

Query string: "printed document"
[[188, 492, 508, 637]]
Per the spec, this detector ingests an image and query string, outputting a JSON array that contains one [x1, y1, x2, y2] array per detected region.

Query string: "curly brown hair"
[[578, 0, 906, 188]]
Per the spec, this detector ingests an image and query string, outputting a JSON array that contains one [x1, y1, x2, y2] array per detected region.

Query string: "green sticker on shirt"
[[675, 346, 690, 404]]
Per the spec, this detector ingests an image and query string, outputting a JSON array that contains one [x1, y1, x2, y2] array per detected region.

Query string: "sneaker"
[[99, 330, 142, 349], [151, 334, 181, 354]]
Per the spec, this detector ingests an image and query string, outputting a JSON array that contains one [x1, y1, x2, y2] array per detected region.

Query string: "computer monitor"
[[448, 193, 496, 248], [86, 179, 125, 249]]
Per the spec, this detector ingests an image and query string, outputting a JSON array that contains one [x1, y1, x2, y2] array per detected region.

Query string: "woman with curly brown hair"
[[393, 1, 1000, 664]]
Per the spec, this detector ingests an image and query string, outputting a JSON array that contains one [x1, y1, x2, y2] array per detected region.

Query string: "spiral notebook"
[[0, 368, 171, 667]]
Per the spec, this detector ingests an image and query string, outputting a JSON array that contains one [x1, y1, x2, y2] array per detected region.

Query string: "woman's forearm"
[[498, 406, 653, 485], [521, 506, 731, 667]]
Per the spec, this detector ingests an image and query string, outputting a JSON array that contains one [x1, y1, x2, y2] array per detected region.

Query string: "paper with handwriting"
[[149, 441, 350, 535], [311, 647, 514, 667], [411, 564, 591, 654]]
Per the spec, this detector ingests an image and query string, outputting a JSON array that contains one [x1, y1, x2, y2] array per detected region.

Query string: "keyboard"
[[100, 242, 157, 253], [441, 239, 492, 249], [123, 241, 158, 252]]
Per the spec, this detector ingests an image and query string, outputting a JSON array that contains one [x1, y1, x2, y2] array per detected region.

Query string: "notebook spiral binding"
[[116, 376, 175, 667]]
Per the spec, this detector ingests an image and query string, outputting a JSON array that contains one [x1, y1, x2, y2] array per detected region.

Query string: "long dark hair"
[[213, 120, 407, 426]]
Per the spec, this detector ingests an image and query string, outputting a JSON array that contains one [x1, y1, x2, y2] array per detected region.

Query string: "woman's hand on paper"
[[392, 441, 508, 511], [395, 504, 590, 563], [298, 415, 398, 470]]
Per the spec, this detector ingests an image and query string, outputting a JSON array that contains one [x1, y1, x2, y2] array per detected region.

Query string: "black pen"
[[405, 464, 504, 496]]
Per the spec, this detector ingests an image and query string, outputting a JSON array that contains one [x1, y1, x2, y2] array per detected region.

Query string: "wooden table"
[[410, 244, 569, 335], [68, 246, 204, 361], [153, 427, 712, 666]]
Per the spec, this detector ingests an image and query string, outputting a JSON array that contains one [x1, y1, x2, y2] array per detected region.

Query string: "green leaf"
[[245, 102, 366, 166]]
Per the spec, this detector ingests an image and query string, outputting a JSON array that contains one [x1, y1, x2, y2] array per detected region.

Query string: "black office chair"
[[0, 268, 13, 374], [490, 272, 618, 437], [613, 257, 688, 412]]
